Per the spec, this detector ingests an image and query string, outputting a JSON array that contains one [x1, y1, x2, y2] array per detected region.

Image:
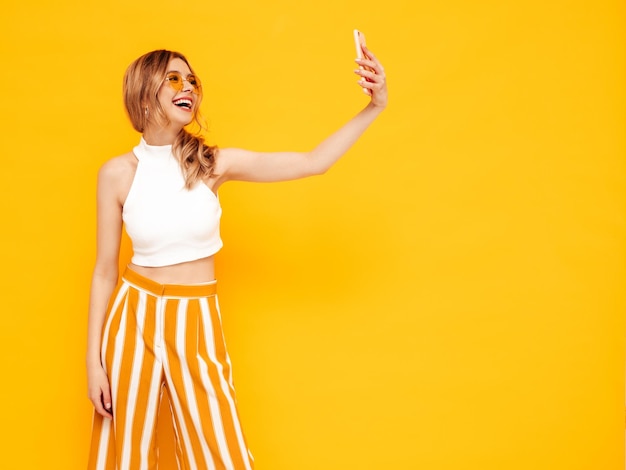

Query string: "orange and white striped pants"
[[88, 268, 254, 470]]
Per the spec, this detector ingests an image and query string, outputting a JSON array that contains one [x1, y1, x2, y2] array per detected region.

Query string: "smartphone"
[[354, 29, 366, 60], [354, 29, 371, 94]]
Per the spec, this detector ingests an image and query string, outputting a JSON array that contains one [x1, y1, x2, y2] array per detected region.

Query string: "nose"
[[181, 79, 193, 92]]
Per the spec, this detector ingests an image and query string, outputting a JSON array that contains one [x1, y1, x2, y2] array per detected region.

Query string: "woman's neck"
[[142, 126, 181, 146]]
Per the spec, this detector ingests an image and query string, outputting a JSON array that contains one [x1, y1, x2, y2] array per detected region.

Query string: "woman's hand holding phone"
[[353, 29, 388, 108]]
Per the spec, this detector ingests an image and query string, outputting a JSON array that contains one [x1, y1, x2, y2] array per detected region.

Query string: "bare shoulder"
[[99, 152, 137, 180], [97, 152, 138, 204]]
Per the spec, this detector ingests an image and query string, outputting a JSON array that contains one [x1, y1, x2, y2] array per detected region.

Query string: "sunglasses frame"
[[164, 72, 202, 94]]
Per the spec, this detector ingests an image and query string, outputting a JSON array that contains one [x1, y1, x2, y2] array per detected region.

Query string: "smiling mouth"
[[173, 98, 193, 109]]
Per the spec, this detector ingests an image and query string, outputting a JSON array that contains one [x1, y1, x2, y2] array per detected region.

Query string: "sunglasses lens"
[[187, 75, 201, 93], [165, 73, 183, 91]]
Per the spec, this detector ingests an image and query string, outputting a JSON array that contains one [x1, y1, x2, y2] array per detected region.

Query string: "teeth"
[[174, 99, 192, 108]]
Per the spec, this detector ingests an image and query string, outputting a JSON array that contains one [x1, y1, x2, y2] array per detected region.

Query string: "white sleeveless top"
[[122, 138, 223, 267]]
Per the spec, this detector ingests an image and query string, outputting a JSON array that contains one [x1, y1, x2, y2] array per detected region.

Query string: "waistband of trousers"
[[121, 266, 217, 298]]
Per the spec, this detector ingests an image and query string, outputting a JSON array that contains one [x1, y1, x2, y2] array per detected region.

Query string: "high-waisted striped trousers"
[[88, 268, 254, 470]]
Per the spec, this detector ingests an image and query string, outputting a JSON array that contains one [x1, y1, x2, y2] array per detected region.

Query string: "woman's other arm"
[[86, 156, 133, 419]]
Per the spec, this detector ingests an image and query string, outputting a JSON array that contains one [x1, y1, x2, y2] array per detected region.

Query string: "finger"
[[89, 394, 113, 419], [97, 403, 113, 419], [355, 76, 372, 95], [101, 385, 112, 413], [355, 58, 384, 78], [362, 45, 379, 63], [357, 79, 374, 95], [99, 399, 113, 419], [358, 76, 387, 99], [358, 47, 385, 72], [355, 75, 385, 97], [355, 58, 375, 72], [355, 68, 384, 84]]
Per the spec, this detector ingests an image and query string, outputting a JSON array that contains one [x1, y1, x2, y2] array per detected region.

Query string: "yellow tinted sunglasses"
[[164, 72, 202, 94]]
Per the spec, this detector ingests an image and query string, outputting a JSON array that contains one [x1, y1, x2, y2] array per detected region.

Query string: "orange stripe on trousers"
[[88, 268, 254, 470]]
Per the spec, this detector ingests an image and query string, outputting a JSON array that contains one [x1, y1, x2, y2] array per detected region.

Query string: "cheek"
[[157, 86, 175, 107]]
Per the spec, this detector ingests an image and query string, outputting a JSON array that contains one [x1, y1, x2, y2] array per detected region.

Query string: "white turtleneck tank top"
[[122, 138, 223, 267]]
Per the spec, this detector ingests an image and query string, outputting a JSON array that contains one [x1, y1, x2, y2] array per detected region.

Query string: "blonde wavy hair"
[[123, 49, 217, 189]]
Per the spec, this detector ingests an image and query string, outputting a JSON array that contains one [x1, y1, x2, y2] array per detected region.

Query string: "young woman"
[[87, 45, 387, 470]]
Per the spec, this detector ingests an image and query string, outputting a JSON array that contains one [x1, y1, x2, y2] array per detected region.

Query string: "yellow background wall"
[[1, 1, 624, 469]]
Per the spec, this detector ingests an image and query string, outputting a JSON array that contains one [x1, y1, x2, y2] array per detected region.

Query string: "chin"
[[171, 116, 194, 129]]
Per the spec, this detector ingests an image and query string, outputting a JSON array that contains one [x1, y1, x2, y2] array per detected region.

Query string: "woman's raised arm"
[[214, 46, 387, 185]]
